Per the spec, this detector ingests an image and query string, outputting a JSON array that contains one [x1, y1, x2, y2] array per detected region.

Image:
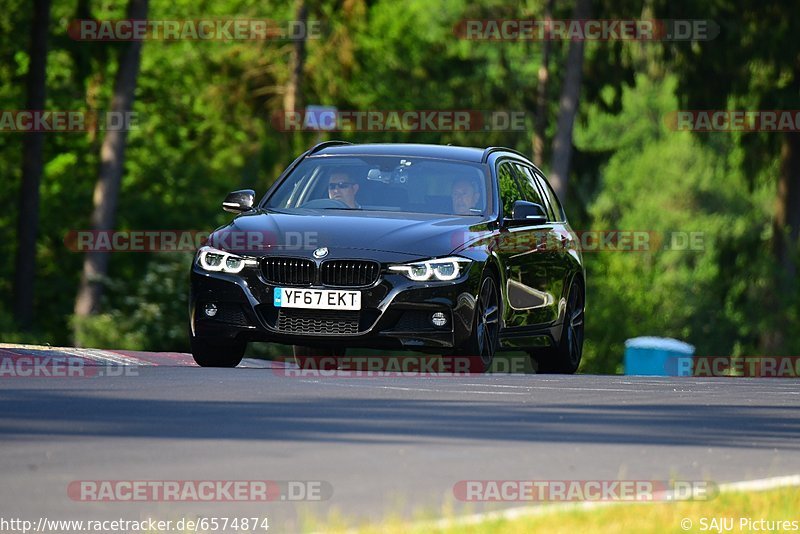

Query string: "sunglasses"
[[328, 182, 355, 190]]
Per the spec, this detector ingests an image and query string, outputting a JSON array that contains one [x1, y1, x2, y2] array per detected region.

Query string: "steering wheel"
[[299, 198, 351, 209]]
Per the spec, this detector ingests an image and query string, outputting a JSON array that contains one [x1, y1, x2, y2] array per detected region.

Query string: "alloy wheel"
[[475, 275, 500, 367]]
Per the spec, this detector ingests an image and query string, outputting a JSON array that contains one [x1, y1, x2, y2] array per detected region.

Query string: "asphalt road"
[[1, 344, 798, 532]]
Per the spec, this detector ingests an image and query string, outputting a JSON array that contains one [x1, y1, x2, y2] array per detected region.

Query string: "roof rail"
[[308, 140, 352, 155], [481, 146, 530, 163]]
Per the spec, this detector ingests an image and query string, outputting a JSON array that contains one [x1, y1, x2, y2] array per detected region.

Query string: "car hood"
[[207, 208, 490, 260]]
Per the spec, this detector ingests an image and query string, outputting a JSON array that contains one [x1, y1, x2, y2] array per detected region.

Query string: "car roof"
[[311, 143, 489, 163]]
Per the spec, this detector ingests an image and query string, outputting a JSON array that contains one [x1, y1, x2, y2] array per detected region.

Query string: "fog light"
[[431, 312, 447, 327], [204, 303, 218, 317]]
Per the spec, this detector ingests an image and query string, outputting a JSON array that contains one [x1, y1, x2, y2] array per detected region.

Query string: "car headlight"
[[389, 257, 472, 281], [197, 246, 258, 274]]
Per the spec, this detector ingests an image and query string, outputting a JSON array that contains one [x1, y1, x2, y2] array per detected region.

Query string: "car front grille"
[[261, 258, 315, 286], [275, 309, 360, 335], [321, 260, 381, 287], [260, 257, 380, 287]]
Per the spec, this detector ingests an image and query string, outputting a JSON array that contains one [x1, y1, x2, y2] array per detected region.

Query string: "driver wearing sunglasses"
[[328, 171, 361, 208]]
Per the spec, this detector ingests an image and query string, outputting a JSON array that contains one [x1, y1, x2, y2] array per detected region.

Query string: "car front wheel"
[[462, 271, 501, 373], [190, 337, 246, 367]]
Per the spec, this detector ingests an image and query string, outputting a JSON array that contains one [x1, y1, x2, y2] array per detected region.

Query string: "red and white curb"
[[0, 343, 279, 369]]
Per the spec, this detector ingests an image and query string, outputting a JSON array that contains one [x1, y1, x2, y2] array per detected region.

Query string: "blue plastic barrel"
[[624, 337, 695, 376]]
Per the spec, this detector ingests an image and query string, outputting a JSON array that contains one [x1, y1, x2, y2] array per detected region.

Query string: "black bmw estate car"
[[190, 142, 585, 373]]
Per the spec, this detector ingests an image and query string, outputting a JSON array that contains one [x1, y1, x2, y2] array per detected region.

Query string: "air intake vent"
[[276, 309, 360, 335]]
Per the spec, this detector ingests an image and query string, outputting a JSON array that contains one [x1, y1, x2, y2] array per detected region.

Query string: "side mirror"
[[222, 189, 255, 214], [507, 200, 547, 225]]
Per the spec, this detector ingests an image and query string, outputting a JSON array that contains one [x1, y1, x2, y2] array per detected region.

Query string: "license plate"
[[273, 288, 361, 310]]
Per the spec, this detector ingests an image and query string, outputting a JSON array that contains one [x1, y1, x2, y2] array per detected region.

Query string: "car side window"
[[497, 161, 525, 218], [533, 170, 566, 222], [516, 165, 555, 221], [511, 163, 552, 216]]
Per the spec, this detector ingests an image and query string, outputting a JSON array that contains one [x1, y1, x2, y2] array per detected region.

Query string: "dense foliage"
[[2, 0, 798, 371]]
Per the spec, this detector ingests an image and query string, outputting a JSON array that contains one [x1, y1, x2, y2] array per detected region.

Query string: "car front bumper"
[[190, 262, 483, 352]]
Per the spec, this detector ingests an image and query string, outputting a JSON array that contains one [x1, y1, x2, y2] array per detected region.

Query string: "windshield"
[[263, 155, 491, 216]]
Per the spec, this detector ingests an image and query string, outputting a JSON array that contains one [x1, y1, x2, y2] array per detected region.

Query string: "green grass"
[[304, 486, 800, 533]]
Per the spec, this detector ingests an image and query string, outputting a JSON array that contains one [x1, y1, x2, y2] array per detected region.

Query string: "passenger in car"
[[451, 177, 481, 215]]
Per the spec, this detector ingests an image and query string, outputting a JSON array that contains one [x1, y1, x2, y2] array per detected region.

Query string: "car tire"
[[190, 337, 246, 368], [531, 280, 584, 374], [292, 345, 346, 370], [462, 271, 501, 373]]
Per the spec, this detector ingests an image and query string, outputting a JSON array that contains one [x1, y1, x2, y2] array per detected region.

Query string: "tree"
[[549, 0, 590, 201], [13, 0, 51, 328], [532, 0, 554, 168], [656, 0, 800, 352], [284, 0, 308, 114], [74, 0, 149, 327]]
